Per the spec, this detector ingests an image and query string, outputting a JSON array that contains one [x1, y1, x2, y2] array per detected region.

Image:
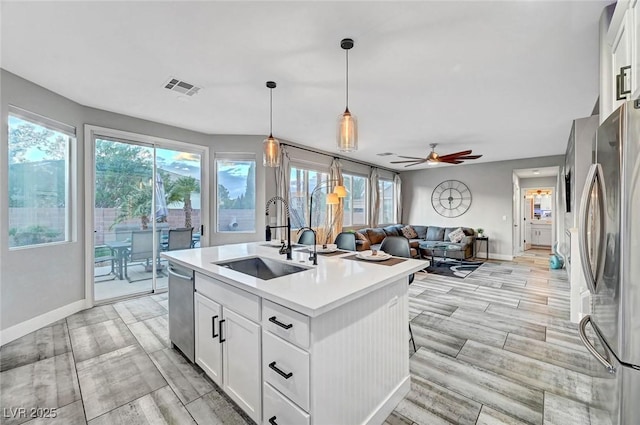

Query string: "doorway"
[[86, 126, 208, 303]]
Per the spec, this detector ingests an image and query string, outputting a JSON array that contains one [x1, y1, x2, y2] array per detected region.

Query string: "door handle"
[[219, 319, 225, 343], [616, 65, 631, 100], [579, 315, 615, 373], [578, 164, 606, 293], [212, 315, 218, 339]]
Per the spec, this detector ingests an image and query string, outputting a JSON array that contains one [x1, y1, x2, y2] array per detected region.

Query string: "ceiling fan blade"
[[404, 161, 428, 167], [438, 150, 473, 160], [396, 155, 426, 160], [390, 159, 427, 164], [440, 159, 464, 164], [453, 154, 483, 160]]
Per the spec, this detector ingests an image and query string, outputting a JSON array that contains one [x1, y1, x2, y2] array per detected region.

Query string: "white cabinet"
[[222, 308, 261, 421], [194, 274, 261, 423], [194, 293, 222, 385], [531, 225, 552, 246], [601, 0, 639, 121]]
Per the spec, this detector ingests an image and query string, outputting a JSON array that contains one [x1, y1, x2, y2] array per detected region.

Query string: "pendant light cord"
[[269, 87, 273, 136], [345, 49, 349, 109]]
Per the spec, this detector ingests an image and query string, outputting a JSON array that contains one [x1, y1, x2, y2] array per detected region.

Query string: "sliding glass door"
[[92, 133, 203, 302]]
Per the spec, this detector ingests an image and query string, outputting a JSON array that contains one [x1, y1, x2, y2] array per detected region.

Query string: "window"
[[378, 179, 396, 224], [289, 165, 329, 229], [342, 173, 368, 227], [216, 156, 256, 232], [8, 107, 75, 248]]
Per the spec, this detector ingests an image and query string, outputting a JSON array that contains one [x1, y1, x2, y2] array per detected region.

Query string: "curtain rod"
[[279, 142, 398, 175]]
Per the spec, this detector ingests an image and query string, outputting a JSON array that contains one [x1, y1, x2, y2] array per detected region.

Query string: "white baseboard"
[[475, 253, 513, 261], [0, 299, 89, 346], [364, 375, 411, 425]]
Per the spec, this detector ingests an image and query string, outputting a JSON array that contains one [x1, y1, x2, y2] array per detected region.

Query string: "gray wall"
[[0, 70, 263, 332], [401, 155, 563, 259], [519, 176, 557, 189]]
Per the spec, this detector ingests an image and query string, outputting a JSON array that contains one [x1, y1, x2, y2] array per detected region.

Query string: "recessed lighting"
[[532, 170, 540, 175], [377, 152, 394, 156]]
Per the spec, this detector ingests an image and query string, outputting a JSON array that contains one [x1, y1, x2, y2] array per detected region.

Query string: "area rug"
[[425, 259, 484, 279]]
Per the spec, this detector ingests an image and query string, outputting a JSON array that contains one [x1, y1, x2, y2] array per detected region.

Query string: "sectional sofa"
[[354, 224, 476, 260]]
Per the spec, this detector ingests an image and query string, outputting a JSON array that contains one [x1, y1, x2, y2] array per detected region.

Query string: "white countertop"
[[161, 242, 428, 317]]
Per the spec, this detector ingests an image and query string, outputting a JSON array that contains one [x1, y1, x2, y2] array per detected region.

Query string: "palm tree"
[[166, 176, 200, 228]]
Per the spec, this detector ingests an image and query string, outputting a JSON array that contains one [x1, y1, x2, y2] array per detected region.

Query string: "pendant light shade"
[[326, 192, 340, 205], [337, 38, 358, 152], [263, 81, 280, 167]]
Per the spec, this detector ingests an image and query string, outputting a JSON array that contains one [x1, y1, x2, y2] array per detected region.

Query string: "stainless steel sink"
[[215, 257, 308, 280]]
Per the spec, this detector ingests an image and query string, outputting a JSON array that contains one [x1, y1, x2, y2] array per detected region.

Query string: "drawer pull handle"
[[269, 361, 293, 379], [219, 319, 226, 343], [268, 416, 278, 425], [269, 316, 293, 329], [212, 315, 218, 339]]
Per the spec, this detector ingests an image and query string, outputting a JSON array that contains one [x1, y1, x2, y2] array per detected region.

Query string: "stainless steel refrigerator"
[[578, 100, 640, 424]]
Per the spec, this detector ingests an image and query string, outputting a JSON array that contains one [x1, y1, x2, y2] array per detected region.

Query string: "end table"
[[475, 236, 488, 260]]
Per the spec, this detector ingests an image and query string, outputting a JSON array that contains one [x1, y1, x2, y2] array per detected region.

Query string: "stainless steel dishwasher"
[[168, 262, 195, 362]]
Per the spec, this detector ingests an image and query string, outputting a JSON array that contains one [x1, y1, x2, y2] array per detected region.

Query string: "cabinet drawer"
[[263, 382, 309, 425], [262, 299, 309, 349], [263, 331, 310, 411], [195, 272, 260, 322]]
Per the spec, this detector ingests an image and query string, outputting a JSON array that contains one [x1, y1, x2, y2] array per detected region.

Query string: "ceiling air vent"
[[163, 77, 201, 96]]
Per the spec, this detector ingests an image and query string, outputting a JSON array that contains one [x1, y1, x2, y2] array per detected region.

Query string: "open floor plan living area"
[[1, 1, 639, 424]]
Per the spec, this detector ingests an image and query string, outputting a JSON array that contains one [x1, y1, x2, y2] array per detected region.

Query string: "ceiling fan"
[[390, 143, 482, 167]]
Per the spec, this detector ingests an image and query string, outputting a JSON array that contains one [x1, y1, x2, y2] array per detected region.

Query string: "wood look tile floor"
[[0, 249, 613, 425]]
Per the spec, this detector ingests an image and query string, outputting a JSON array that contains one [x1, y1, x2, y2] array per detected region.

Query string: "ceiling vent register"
[[163, 77, 201, 96]]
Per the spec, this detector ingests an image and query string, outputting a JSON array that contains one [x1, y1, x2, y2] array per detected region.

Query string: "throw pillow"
[[355, 232, 368, 242], [448, 227, 465, 243], [401, 225, 418, 239]]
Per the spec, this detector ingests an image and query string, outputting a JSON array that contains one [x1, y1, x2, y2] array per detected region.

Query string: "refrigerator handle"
[[579, 315, 616, 374], [578, 163, 606, 293]]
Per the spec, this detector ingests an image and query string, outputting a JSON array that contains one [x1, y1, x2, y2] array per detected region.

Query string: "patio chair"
[[124, 229, 163, 282], [94, 245, 116, 280], [167, 227, 194, 251]]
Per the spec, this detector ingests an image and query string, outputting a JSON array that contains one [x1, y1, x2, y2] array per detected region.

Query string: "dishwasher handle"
[[168, 267, 194, 281]]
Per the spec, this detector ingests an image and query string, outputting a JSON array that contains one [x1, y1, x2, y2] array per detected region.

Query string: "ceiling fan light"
[[333, 185, 348, 198], [326, 192, 340, 205], [263, 135, 280, 167], [337, 109, 358, 152]]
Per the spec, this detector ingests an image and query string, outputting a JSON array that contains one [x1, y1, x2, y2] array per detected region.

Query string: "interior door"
[[523, 197, 533, 250]]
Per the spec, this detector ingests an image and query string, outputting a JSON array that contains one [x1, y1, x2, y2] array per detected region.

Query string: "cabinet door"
[[539, 228, 552, 246], [195, 292, 223, 386], [612, 10, 631, 110], [222, 308, 261, 423]]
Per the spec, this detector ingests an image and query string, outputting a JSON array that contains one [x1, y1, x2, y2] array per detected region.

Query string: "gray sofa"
[[354, 224, 476, 260]]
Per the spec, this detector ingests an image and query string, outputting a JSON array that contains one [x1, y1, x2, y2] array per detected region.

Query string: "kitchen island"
[[162, 242, 427, 425]]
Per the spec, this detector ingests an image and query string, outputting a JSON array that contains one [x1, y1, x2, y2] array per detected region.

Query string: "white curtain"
[[394, 174, 402, 224], [274, 145, 290, 240], [369, 167, 380, 227], [325, 158, 344, 244]]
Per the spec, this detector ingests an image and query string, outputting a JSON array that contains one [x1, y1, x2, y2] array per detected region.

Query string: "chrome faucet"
[[297, 227, 318, 265], [265, 196, 292, 260]]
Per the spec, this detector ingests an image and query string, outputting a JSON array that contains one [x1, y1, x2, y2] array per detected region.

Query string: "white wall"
[[0, 70, 264, 340], [401, 155, 563, 260]]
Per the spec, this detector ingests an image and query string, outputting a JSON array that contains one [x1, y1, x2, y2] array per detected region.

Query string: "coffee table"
[[422, 242, 463, 266]]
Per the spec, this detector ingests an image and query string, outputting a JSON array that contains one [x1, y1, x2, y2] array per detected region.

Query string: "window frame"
[[341, 172, 369, 228], [7, 106, 76, 250], [214, 153, 257, 234], [289, 162, 330, 230], [377, 178, 396, 225]]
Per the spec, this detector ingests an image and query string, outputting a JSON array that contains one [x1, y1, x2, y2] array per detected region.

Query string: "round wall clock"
[[431, 180, 472, 217]]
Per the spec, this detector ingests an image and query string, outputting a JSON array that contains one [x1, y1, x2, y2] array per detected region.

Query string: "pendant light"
[[263, 81, 280, 167], [337, 38, 358, 152]]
